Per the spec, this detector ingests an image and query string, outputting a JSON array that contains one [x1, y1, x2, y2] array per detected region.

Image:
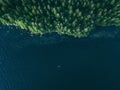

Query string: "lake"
[[0, 25, 120, 90]]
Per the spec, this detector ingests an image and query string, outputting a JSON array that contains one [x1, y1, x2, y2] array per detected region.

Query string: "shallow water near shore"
[[0, 24, 120, 90]]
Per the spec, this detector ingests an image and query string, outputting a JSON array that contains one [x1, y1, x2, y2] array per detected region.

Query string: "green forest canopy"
[[0, 0, 120, 37]]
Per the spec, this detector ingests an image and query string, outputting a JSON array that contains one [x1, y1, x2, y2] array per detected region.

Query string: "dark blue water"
[[0, 25, 120, 90], [18, 39, 120, 90]]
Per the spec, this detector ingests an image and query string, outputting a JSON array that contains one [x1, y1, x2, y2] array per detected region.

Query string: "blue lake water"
[[0, 25, 120, 90]]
